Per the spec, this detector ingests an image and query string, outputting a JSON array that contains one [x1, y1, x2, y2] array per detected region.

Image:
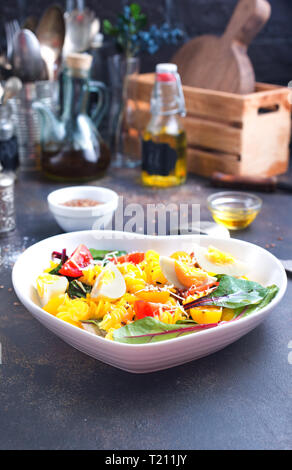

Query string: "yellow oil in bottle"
[[141, 63, 187, 188], [142, 127, 187, 188]]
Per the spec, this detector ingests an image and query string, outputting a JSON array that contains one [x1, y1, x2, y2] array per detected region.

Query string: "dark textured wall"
[[1, 0, 292, 86]]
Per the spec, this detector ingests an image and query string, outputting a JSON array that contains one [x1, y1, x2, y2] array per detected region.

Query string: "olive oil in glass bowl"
[[207, 192, 262, 230]]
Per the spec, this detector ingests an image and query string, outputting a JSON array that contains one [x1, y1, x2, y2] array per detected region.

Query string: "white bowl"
[[12, 231, 287, 373], [47, 186, 119, 232]]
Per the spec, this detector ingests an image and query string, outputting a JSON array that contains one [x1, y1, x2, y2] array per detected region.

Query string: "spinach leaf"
[[68, 280, 92, 299], [90, 249, 112, 260], [89, 249, 127, 261], [113, 317, 218, 344], [176, 319, 198, 325], [215, 275, 267, 297], [234, 284, 279, 317], [49, 261, 63, 275], [184, 275, 275, 310], [81, 320, 107, 337]]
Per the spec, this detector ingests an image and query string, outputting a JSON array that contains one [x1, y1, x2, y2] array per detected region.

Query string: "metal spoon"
[[0, 83, 4, 103], [280, 260, 292, 275], [2, 76, 22, 104], [4, 77, 22, 102], [0, 55, 13, 81], [12, 29, 47, 82], [90, 18, 100, 42], [22, 15, 38, 34], [36, 5, 65, 80]]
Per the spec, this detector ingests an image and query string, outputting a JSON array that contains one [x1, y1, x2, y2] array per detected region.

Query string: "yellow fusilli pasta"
[[56, 297, 90, 322], [118, 262, 147, 294], [86, 297, 112, 319], [79, 264, 103, 286], [144, 250, 167, 285], [99, 305, 134, 332], [155, 306, 186, 325]]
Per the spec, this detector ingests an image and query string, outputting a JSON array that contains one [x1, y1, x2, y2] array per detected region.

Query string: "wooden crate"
[[125, 73, 291, 178]]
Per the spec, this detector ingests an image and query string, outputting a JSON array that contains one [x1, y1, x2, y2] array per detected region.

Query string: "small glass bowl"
[[207, 191, 262, 231]]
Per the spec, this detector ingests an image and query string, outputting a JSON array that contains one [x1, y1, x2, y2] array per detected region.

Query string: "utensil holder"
[[9, 81, 59, 170]]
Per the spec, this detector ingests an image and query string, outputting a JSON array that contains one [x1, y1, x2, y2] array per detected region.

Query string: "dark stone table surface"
[[0, 168, 291, 450]]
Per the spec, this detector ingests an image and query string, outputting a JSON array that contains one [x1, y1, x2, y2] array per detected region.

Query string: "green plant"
[[103, 2, 183, 58]]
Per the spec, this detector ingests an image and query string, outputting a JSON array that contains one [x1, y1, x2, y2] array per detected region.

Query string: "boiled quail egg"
[[91, 263, 126, 300], [194, 245, 248, 276], [159, 256, 216, 289], [36, 273, 68, 307]]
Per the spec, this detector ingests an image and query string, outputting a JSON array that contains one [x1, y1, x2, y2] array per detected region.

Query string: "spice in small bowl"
[[61, 198, 102, 207], [47, 186, 119, 232], [207, 191, 262, 230]]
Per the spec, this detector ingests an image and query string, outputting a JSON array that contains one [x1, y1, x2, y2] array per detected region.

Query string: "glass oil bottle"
[[141, 63, 187, 187]]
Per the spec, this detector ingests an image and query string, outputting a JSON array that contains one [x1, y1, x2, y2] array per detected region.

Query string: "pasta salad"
[[35, 244, 279, 344]]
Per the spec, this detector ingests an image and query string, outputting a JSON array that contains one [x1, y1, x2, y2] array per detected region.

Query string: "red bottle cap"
[[156, 72, 176, 82]]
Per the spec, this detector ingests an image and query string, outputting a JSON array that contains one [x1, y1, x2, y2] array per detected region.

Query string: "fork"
[[5, 19, 20, 63]]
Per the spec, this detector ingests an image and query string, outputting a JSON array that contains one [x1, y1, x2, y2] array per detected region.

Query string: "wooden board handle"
[[223, 0, 271, 47], [211, 172, 277, 191]]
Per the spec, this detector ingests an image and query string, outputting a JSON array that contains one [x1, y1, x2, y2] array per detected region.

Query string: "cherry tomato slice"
[[59, 244, 93, 277], [186, 282, 219, 296], [117, 252, 145, 264], [134, 300, 159, 320]]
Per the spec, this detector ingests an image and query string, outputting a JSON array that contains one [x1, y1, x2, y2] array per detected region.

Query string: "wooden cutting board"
[[172, 0, 271, 94]]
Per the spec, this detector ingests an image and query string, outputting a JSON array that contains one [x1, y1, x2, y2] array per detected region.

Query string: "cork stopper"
[[66, 53, 93, 72]]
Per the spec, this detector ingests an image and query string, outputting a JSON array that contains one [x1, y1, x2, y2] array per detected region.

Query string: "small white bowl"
[[47, 186, 119, 232]]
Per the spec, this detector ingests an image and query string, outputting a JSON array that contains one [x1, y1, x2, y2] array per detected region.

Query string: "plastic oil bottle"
[[141, 63, 187, 187]]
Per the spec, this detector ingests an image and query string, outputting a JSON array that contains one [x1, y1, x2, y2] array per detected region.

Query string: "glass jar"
[[34, 53, 110, 181], [108, 55, 140, 168], [0, 170, 15, 234], [0, 103, 18, 171]]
